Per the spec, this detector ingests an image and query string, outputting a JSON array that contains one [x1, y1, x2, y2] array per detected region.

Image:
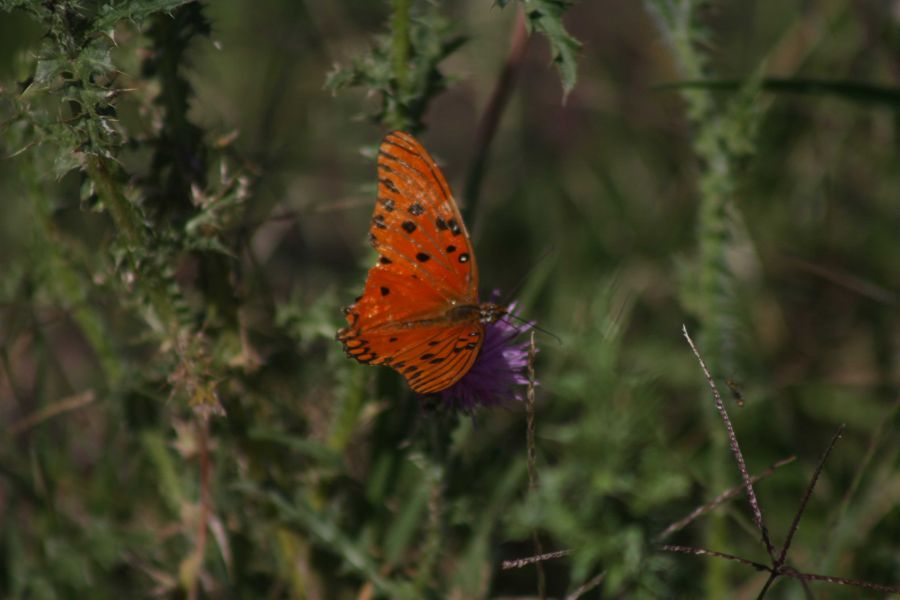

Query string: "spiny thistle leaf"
[[93, 0, 196, 31], [509, 0, 582, 98]]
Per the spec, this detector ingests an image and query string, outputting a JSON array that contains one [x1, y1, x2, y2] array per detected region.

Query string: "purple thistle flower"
[[438, 299, 536, 412]]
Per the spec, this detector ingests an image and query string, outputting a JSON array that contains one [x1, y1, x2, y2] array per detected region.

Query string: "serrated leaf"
[[33, 57, 67, 85], [52, 150, 84, 179], [519, 0, 582, 98], [77, 42, 115, 73], [93, 0, 196, 31]]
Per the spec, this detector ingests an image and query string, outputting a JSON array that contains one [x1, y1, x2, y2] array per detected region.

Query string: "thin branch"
[[663, 545, 900, 597], [188, 417, 212, 600], [781, 568, 900, 594], [564, 571, 607, 600], [390, 0, 411, 99], [776, 425, 845, 566], [501, 549, 573, 570], [465, 5, 528, 225], [682, 324, 776, 560], [526, 331, 540, 492], [756, 571, 779, 600], [525, 330, 545, 599], [656, 456, 796, 541], [659, 545, 771, 572]]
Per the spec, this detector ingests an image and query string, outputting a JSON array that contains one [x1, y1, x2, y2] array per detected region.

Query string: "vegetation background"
[[0, 0, 898, 598]]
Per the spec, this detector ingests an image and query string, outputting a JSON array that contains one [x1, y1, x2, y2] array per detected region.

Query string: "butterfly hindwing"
[[340, 321, 485, 393]]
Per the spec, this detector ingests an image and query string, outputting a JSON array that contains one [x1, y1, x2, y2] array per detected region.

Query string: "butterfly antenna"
[[505, 313, 562, 345]]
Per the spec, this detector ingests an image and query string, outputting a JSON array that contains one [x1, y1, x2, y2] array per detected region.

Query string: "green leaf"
[[92, 0, 196, 31], [521, 0, 582, 98]]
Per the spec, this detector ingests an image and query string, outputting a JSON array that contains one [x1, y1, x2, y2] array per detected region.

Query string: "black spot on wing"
[[402, 221, 417, 234], [416, 252, 430, 262], [380, 178, 399, 194]]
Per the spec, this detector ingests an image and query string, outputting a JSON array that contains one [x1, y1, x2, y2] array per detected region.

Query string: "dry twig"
[[526, 330, 546, 599], [670, 326, 900, 598], [682, 324, 776, 559]]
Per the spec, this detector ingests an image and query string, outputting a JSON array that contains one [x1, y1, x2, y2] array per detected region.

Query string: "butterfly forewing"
[[338, 131, 484, 393], [372, 131, 478, 303]]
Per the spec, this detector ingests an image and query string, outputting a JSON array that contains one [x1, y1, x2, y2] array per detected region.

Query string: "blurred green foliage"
[[1, 0, 899, 598]]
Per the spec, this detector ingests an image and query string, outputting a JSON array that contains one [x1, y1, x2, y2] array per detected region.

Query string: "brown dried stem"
[[757, 424, 847, 598], [564, 571, 607, 600], [526, 330, 545, 599], [660, 544, 770, 572], [777, 425, 844, 566], [682, 324, 776, 560], [657, 456, 796, 542], [662, 545, 900, 596], [465, 5, 528, 224], [501, 549, 573, 570], [666, 338, 898, 597], [780, 568, 900, 594], [188, 417, 212, 600]]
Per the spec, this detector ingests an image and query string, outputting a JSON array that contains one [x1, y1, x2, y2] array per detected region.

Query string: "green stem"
[[465, 6, 528, 230], [643, 2, 735, 595], [389, 0, 411, 129], [85, 154, 178, 331], [697, 160, 733, 597], [85, 154, 147, 249]]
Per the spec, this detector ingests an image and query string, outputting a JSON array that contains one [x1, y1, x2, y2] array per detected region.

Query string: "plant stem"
[[465, 5, 528, 227], [389, 0, 412, 129], [643, 2, 736, 594], [526, 331, 546, 599], [85, 154, 179, 331], [188, 417, 212, 600]]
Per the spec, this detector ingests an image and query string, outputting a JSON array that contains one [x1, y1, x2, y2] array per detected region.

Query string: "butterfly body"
[[337, 131, 500, 394]]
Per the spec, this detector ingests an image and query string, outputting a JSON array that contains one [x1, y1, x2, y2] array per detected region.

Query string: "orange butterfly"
[[337, 131, 506, 393]]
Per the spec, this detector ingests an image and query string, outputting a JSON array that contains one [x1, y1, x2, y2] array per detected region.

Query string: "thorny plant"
[[4, 0, 898, 598], [1, 1, 257, 596]]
